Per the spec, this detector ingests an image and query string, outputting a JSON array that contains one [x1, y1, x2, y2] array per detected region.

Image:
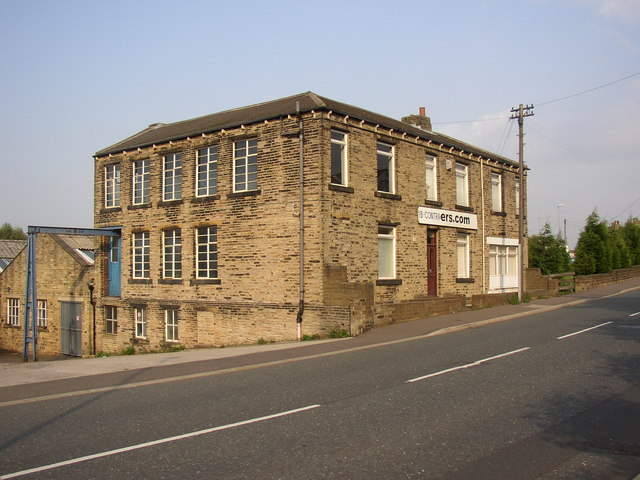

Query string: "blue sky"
[[1, 0, 639, 247]]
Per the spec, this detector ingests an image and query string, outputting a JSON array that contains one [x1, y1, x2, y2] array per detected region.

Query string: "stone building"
[[0, 234, 96, 356], [93, 92, 526, 353]]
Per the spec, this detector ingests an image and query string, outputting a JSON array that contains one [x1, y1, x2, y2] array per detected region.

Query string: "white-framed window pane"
[[233, 138, 258, 192], [507, 246, 519, 274], [163, 153, 183, 201], [491, 172, 502, 212], [456, 233, 470, 278], [135, 307, 147, 339], [425, 155, 438, 201], [132, 231, 150, 279], [163, 229, 182, 279], [105, 164, 121, 208], [165, 309, 178, 342], [330, 130, 348, 186], [105, 306, 117, 334], [377, 142, 394, 193], [455, 163, 469, 207], [196, 146, 218, 197], [7, 298, 19, 326], [377, 225, 396, 279], [133, 159, 150, 205], [37, 299, 47, 328], [196, 226, 218, 279]]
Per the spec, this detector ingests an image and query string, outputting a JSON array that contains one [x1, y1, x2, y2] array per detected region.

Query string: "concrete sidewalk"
[[2, 277, 639, 389]]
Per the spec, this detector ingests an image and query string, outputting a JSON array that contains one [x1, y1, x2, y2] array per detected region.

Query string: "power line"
[[536, 71, 640, 106]]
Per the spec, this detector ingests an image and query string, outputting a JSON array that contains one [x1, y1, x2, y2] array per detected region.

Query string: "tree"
[[609, 222, 631, 269], [528, 222, 572, 274], [622, 217, 640, 265], [573, 210, 613, 275], [0, 223, 27, 240]]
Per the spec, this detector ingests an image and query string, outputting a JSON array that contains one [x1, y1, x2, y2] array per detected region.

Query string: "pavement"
[[2, 277, 640, 389]]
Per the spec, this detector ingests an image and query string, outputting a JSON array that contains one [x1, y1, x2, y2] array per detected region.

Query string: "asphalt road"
[[1, 290, 639, 479]]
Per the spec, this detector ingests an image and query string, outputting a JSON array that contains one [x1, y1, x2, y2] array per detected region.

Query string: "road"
[[1, 289, 639, 479]]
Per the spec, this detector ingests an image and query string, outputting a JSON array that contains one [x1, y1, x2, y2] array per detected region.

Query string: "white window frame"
[[104, 164, 121, 208], [163, 229, 182, 279], [456, 233, 470, 279], [132, 158, 150, 205], [7, 298, 19, 326], [377, 225, 396, 279], [376, 142, 395, 194], [330, 130, 348, 186], [134, 307, 147, 339], [37, 299, 47, 328], [132, 231, 150, 279], [455, 163, 469, 207], [165, 309, 178, 342], [105, 305, 117, 335], [425, 154, 438, 201], [196, 146, 218, 197], [196, 226, 218, 279], [233, 138, 258, 192], [163, 153, 183, 201], [491, 172, 503, 212], [488, 238, 520, 292]]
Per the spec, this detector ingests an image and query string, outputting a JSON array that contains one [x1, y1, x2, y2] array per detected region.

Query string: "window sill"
[[132, 337, 149, 344], [328, 184, 354, 194], [228, 190, 261, 199], [129, 278, 152, 285], [191, 195, 220, 204], [190, 278, 222, 285], [492, 211, 507, 217], [158, 279, 183, 285], [127, 203, 152, 210], [456, 278, 475, 284], [375, 191, 402, 201], [424, 200, 443, 207], [158, 199, 183, 207], [455, 204, 474, 212], [100, 207, 122, 214], [376, 279, 402, 286]]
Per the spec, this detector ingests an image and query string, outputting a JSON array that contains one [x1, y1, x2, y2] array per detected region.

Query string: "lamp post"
[[557, 204, 564, 238]]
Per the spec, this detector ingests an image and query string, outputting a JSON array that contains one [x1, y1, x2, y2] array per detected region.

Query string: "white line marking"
[[556, 321, 613, 340], [629, 311, 640, 317], [0, 405, 320, 479], [406, 347, 530, 383]]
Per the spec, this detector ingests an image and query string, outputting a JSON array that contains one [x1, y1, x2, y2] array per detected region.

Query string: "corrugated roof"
[[51, 234, 97, 266], [0, 240, 27, 260], [95, 92, 518, 167]]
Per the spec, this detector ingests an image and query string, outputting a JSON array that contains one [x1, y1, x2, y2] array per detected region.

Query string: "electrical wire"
[[536, 72, 640, 106]]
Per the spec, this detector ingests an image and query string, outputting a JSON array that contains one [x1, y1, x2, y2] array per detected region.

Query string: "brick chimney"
[[401, 107, 432, 131]]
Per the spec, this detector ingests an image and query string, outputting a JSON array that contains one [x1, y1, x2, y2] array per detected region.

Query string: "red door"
[[427, 229, 438, 296]]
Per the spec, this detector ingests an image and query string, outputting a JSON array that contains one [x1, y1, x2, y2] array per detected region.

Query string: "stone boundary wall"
[[575, 265, 640, 292], [374, 296, 466, 327]]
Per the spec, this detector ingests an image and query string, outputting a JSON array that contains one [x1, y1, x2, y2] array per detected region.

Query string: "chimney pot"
[[419, 107, 426, 116]]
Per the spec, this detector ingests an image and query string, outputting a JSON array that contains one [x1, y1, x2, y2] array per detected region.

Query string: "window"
[[491, 172, 503, 212], [7, 298, 19, 326], [515, 177, 521, 215], [165, 309, 178, 342], [196, 146, 218, 197], [233, 138, 258, 192], [330, 130, 348, 186], [425, 155, 438, 201], [105, 306, 117, 334], [378, 225, 396, 279], [163, 153, 183, 201], [196, 226, 218, 279], [132, 159, 150, 205], [455, 163, 469, 207], [377, 142, 395, 193], [132, 231, 150, 279], [456, 233, 470, 278], [163, 229, 182, 279], [105, 164, 121, 208], [37, 300, 47, 328], [134, 307, 147, 339], [489, 242, 519, 291]]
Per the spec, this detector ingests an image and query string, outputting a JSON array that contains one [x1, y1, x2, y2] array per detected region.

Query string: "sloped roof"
[[50, 234, 96, 266], [0, 240, 27, 260], [95, 92, 518, 167]]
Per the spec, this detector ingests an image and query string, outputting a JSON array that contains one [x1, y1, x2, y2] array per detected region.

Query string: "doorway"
[[61, 301, 83, 356], [427, 229, 438, 296], [107, 233, 121, 297]]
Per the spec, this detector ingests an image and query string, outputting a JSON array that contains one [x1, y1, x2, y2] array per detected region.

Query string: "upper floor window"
[[163, 229, 182, 279], [6, 298, 19, 326], [455, 163, 469, 207], [425, 155, 438, 201], [234, 138, 258, 192], [378, 225, 396, 279], [132, 159, 150, 205], [491, 172, 503, 212], [132, 231, 150, 279], [163, 153, 183, 201], [330, 130, 348, 186], [196, 146, 218, 197], [37, 299, 47, 328], [515, 177, 521, 215], [196, 226, 218, 279], [104, 164, 121, 208], [376, 142, 395, 193]]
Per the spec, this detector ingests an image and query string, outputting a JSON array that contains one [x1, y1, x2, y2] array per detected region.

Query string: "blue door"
[[108, 235, 121, 296]]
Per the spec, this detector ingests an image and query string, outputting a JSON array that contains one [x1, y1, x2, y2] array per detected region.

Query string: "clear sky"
[[1, 0, 638, 247]]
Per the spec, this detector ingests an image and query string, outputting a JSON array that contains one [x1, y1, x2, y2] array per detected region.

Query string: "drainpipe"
[[480, 158, 486, 294], [88, 280, 96, 356], [296, 101, 305, 340]]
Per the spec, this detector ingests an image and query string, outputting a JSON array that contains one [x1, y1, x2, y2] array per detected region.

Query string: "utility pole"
[[510, 104, 534, 302]]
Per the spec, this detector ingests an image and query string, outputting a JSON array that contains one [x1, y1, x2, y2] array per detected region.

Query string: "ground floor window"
[[378, 225, 396, 279], [165, 309, 178, 342], [105, 306, 118, 334], [7, 298, 19, 326], [134, 307, 147, 339], [489, 242, 519, 291], [37, 300, 47, 328], [456, 233, 470, 278]]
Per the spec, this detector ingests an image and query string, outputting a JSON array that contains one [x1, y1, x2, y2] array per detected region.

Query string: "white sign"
[[418, 206, 478, 230]]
